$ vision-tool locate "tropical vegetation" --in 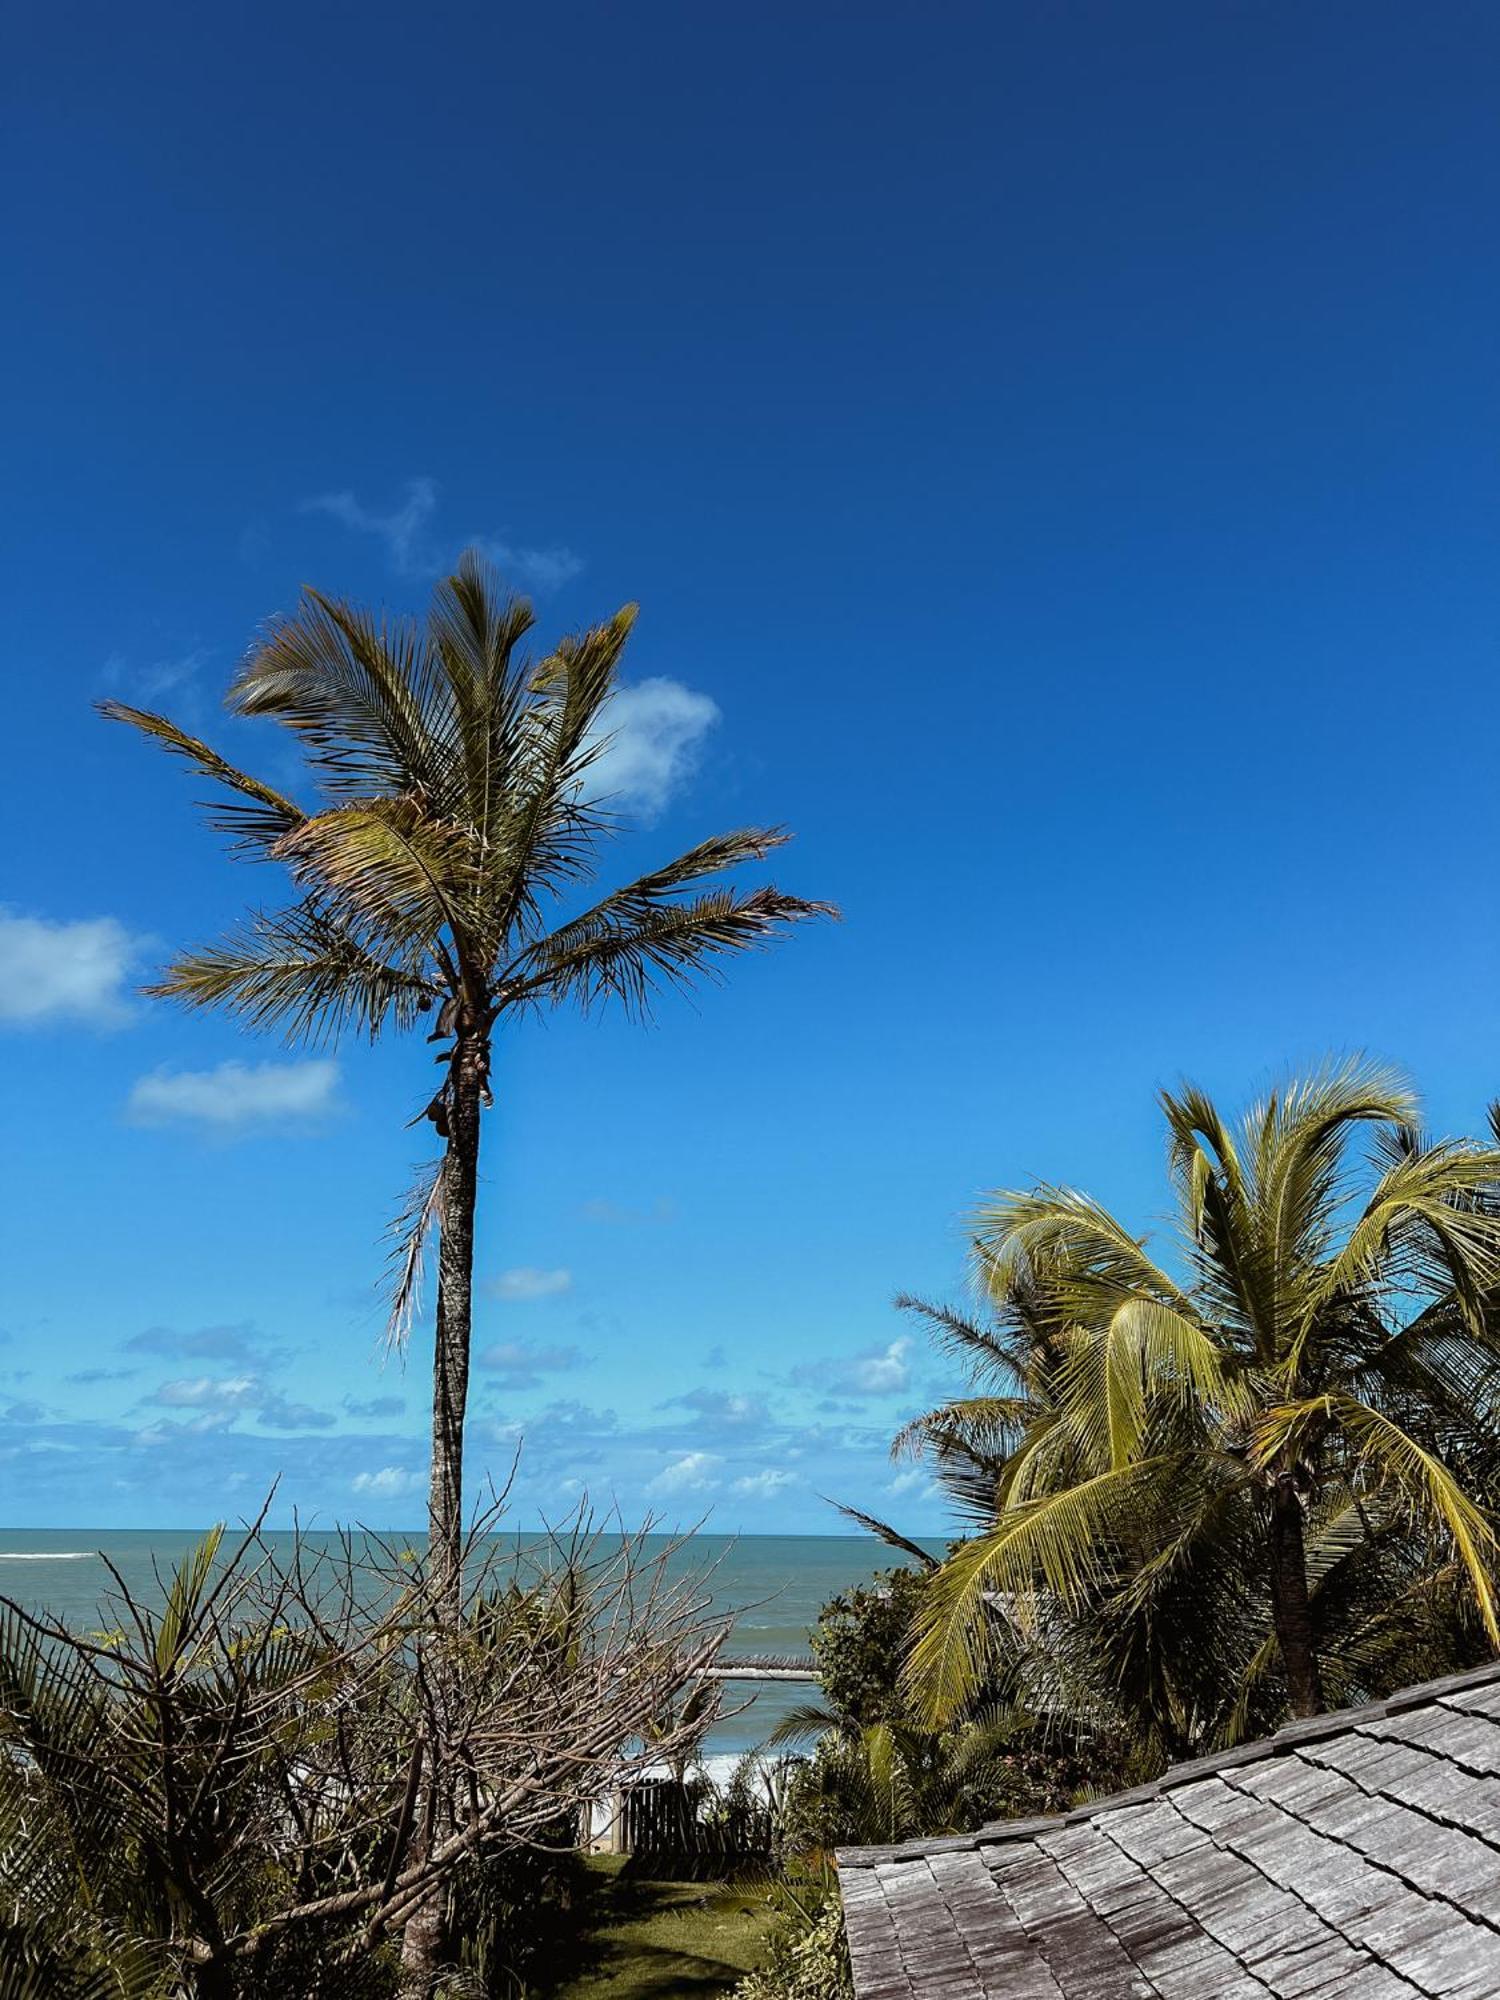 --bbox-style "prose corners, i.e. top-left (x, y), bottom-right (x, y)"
top-left (0, 1504), bottom-right (721, 1998)
top-left (763, 1566), bottom-right (1099, 1858)
top-left (735, 1060), bottom-right (1500, 2000)
top-left (888, 1062), bottom-right (1500, 1765)
top-left (730, 1903), bottom-right (850, 2000)
top-left (50, 576), bottom-right (1500, 1999)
